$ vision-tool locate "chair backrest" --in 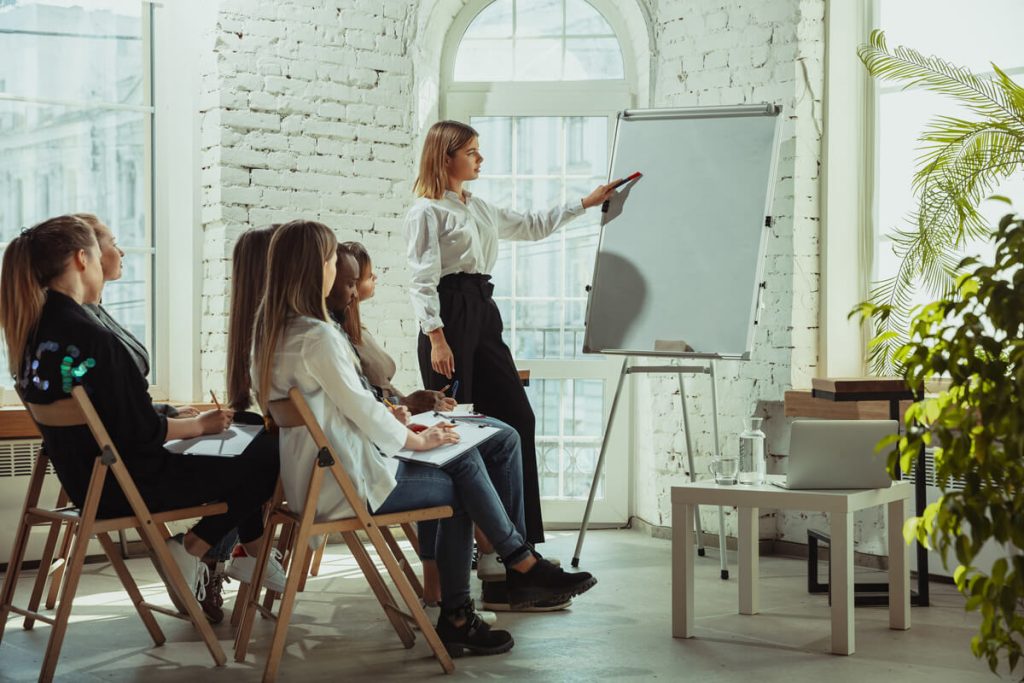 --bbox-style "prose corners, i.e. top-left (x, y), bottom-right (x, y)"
top-left (268, 387), bottom-right (375, 525)
top-left (24, 396), bottom-right (86, 428)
